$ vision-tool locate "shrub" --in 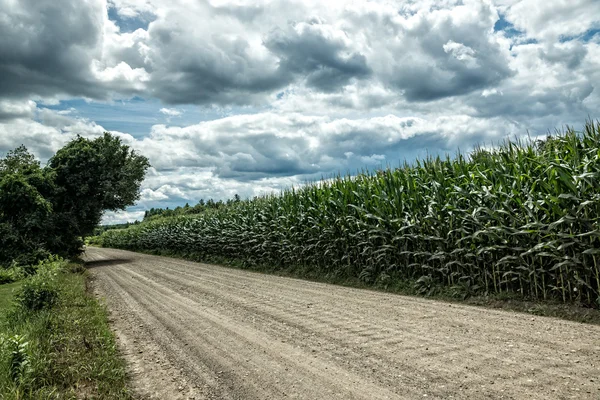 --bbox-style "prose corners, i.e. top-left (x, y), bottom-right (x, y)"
top-left (0, 270), bottom-right (16, 285)
top-left (14, 275), bottom-right (59, 311)
top-left (85, 236), bottom-right (103, 247)
top-left (13, 256), bottom-right (65, 311)
top-left (13, 249), bottom-right (52, 275)
top-left (0, 266), bottom-right (24, 285)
